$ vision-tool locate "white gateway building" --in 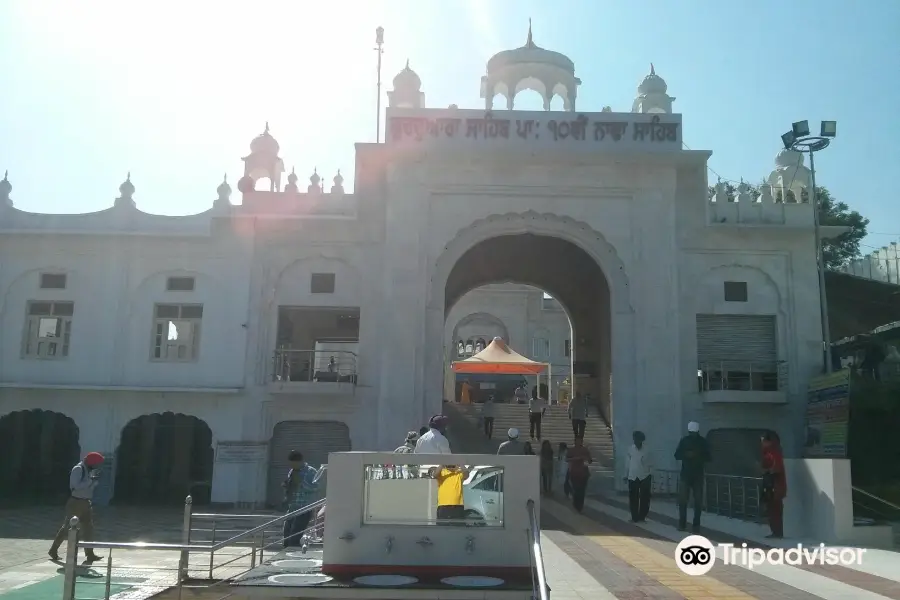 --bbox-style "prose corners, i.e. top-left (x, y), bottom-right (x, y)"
top-left (0, 29), bottom-right (834, 507)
